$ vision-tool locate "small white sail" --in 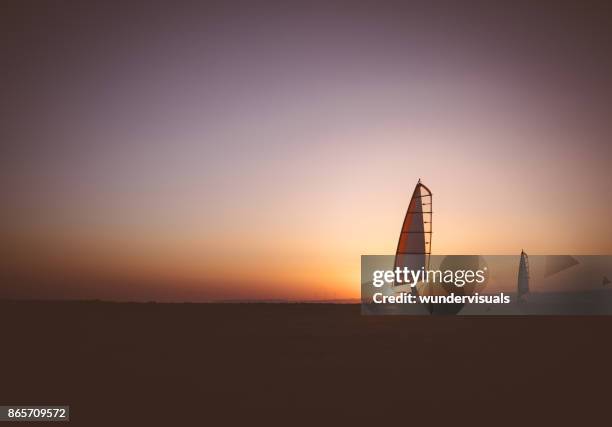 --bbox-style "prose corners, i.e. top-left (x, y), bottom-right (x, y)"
top-left (518, 250), bottom-right (530, 299)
